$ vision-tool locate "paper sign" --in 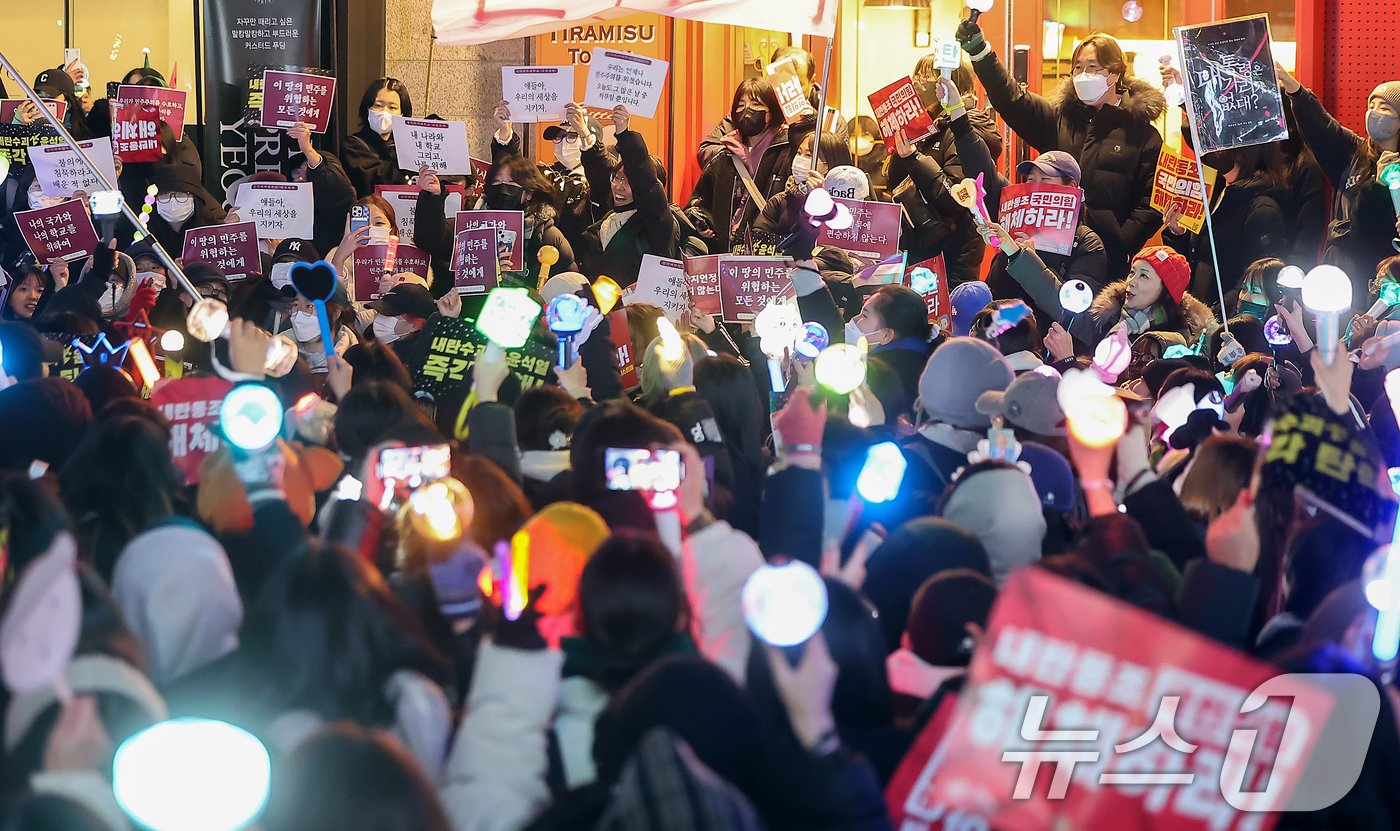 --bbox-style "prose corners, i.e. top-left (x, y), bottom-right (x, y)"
top-left (629, 255), bottom-right (688, 321)
top-left (234, 181), bottom-right (314, 241)
top-left (409, 314), bottom-right (554, 400)
top-left (608, 311), bottom-right (637, 389)
top-left (0, 123), bottom-right (64, 169)
top-left (260, 69), bottom-right (337, 133)
top-left (1151, 147), bottom-right (1218, 234)
top-left (817, 198), bottom-right (903, 261)
top-left (29, 137), bottom-right (119, 199)
top-left (451, 228), bottom-right (501, 295)
top-left (392, 117), bottom-right (472, 175)
top-left (868, 76), bottom-right (935, 154)
top-left (906, 255), bottom-right (950, 331)
top-left (1177, 15), bottom-right (1289, 153)
top-left (151, 377), bottom-right (236, 484)
top-left (765, 57), bottom-right (811, 124)
top-left (718, 256), bottom-right (795, 322)
top-left (0, 532), bottom-right (81, 696)
top-left (352, 242), bottom-right (432, 302)
top-left (583, 49), bottom-right (669, 119)
top-left (15, 200), bottom-right (100, 263)
top-left (116, 85), bottom-right (187, 141)
top-left (111, 101), bottom-right (163, 163)
top-left (451, 210), bottom-right (524, 272)
top-left (998, 183), bottom-right (1082, 257)
top-left (0, 99), bottom-right (68, 123)
top-left (684, 254), bottom-right (722, 317)
top-left (889, 568), bottom-right (1336, 831)
top-left (502, 66), bottom-right (573, 123)
top-left (182, 221), bottom-right (262, 279)
top-left (375, 184), bottom-right (467, 240)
